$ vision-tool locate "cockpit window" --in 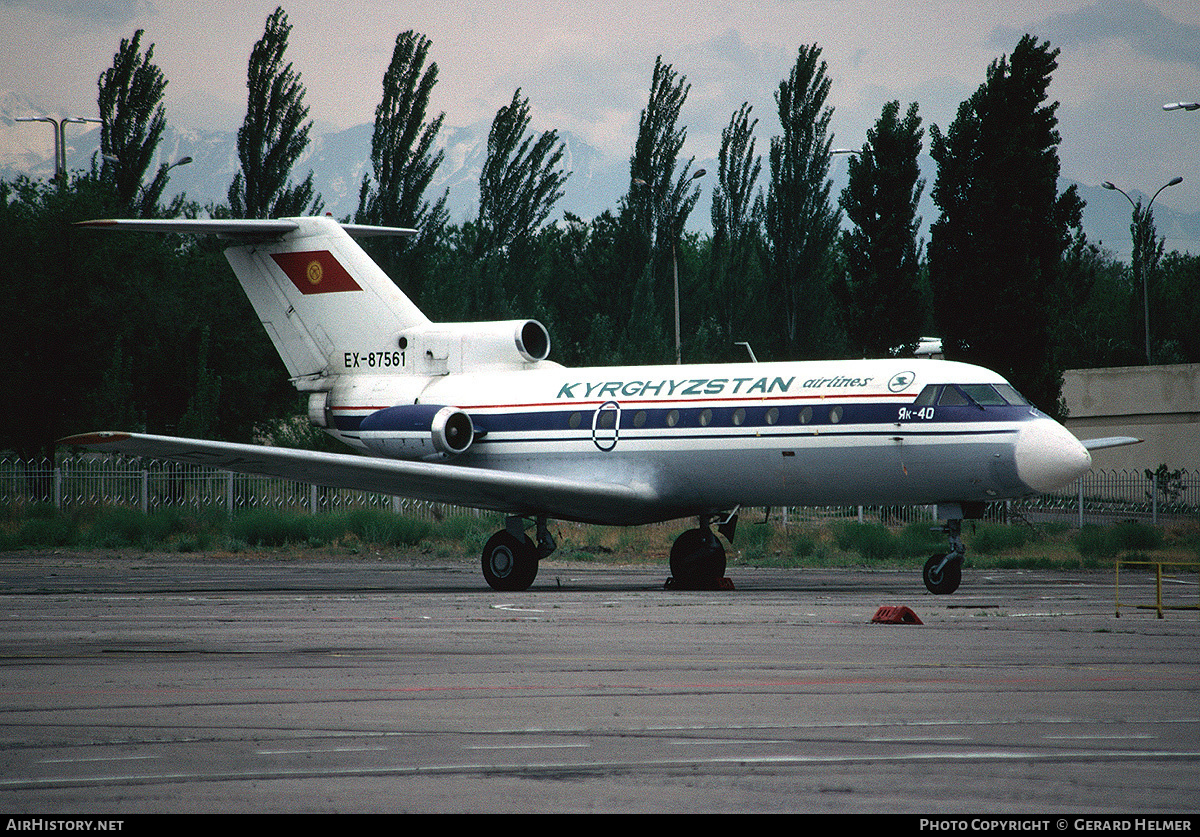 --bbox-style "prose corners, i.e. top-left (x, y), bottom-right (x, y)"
top-left (958, 384), bottom-right (1010, 406)
top-left (994, 384), bottom-right (1030, 406)
top-left (915, 382), bottom-right (1032, 408)
top-left (912, 385), bottom-right (939, 406)
top-left (937, 386), bottom-right (970, 406)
